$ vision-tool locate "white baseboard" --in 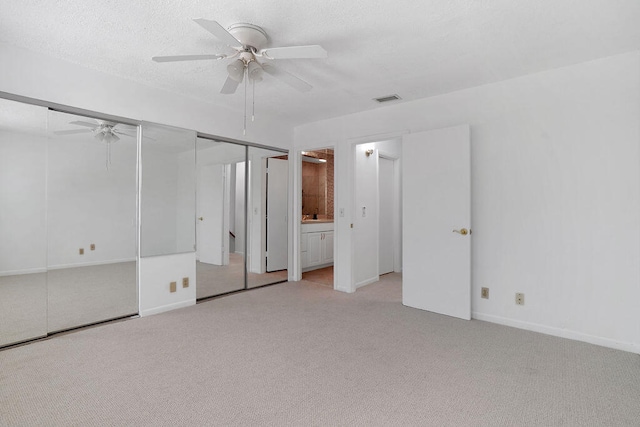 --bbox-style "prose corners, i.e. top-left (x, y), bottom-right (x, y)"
top-left (48, 258), bottom-right (137, 270)
top-left (472, 311), bottom-right (640, 355)
top-left (0, 267), bottom-right (47, 277)
top-left (355, 276), bottom-right (379, 290)
top-left (140, 299), bottom-right (195, 317)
